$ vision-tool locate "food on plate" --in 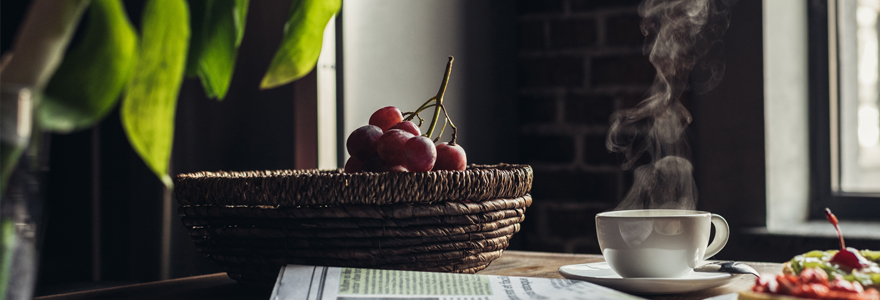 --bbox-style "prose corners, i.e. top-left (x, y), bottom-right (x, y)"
top-left (343, 57), bottom-right (467, 173)
top-left (782, 209), bottom-right (880, 289)
top-left (784, 249), bottom-right (880, 290)
top-left (740, 268), bottom-right (879, 300)
top-left (741, 208), bottom-right (880, 300)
